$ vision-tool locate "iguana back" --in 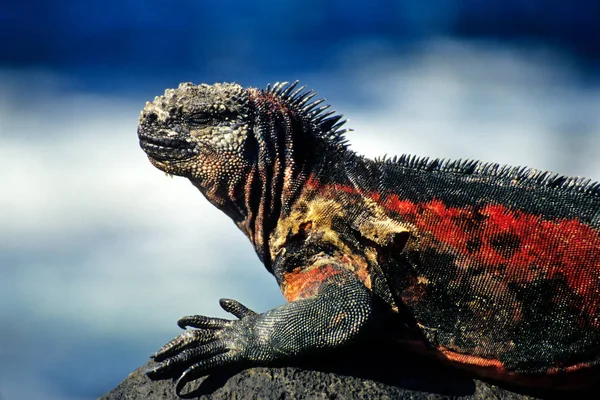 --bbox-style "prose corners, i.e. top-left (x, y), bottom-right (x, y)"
top-left (300, 154), bottom-right (600, 377)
